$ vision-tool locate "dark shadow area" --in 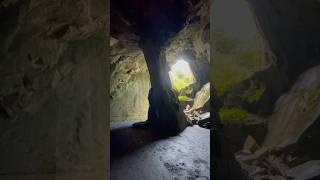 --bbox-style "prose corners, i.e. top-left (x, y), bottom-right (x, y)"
top-left (110, 121), bottom-right (168, 162)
